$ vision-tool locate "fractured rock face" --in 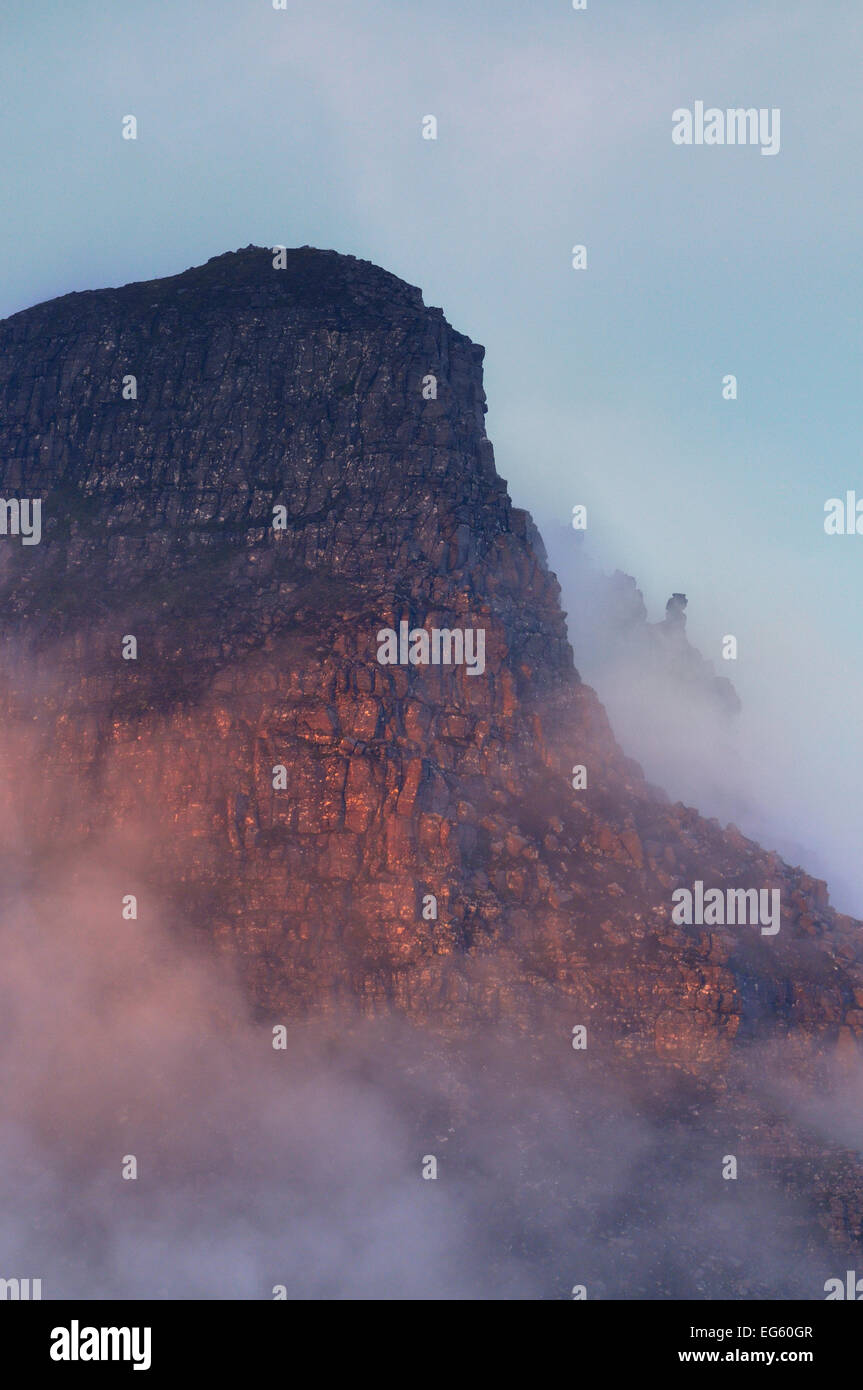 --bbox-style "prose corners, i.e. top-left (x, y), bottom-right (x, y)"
top-left (2, 249), bottom-right (863, 1277)
top-left (0, 245), bottom-right (860, 1050)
